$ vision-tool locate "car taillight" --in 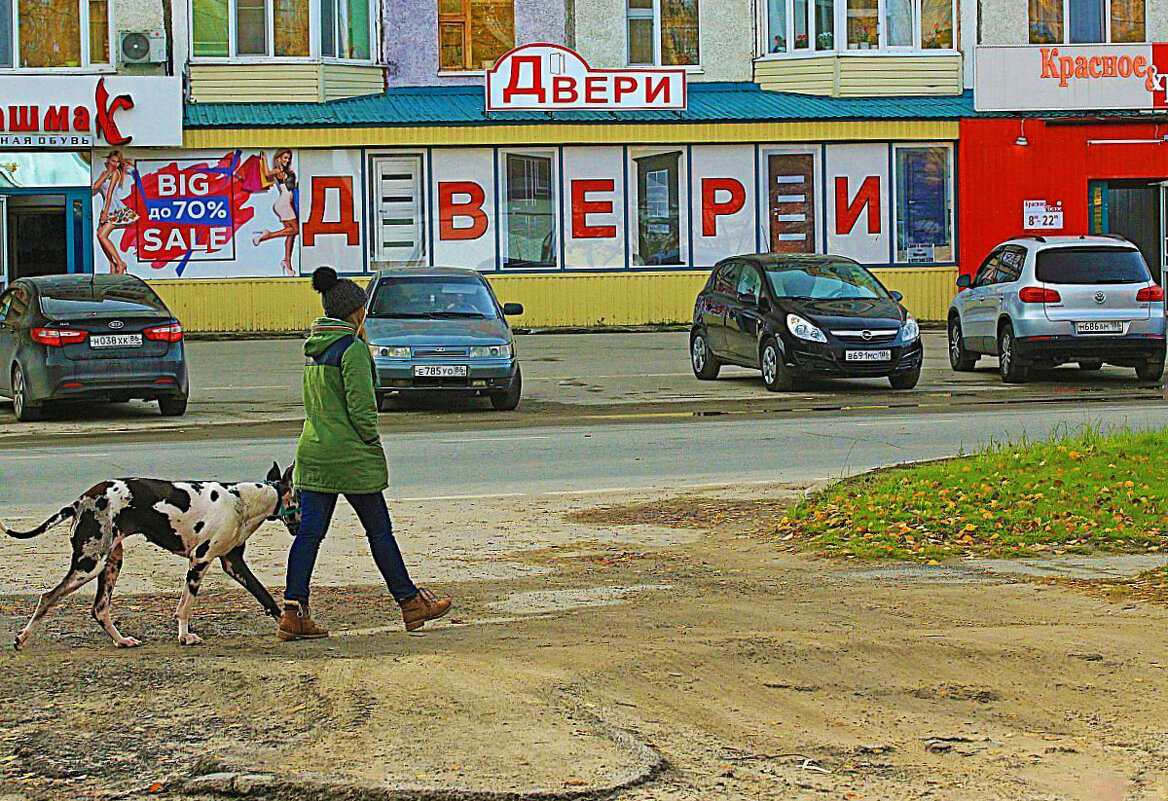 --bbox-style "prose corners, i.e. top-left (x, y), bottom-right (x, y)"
top-left (1137, 285), bottom-right (1165, 303)
top-left (31, 327), bottom-right (88, 346)
top-left (144, 323), bottom-right (184, 343)
top-left (1018, 286), bottom-right (1061, 304)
